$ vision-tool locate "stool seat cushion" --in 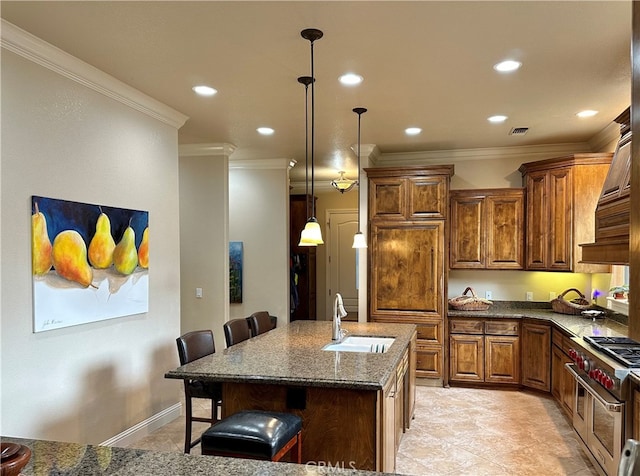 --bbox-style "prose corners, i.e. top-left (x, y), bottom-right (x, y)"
top-left (201, 410), bottom-right (302, 459)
